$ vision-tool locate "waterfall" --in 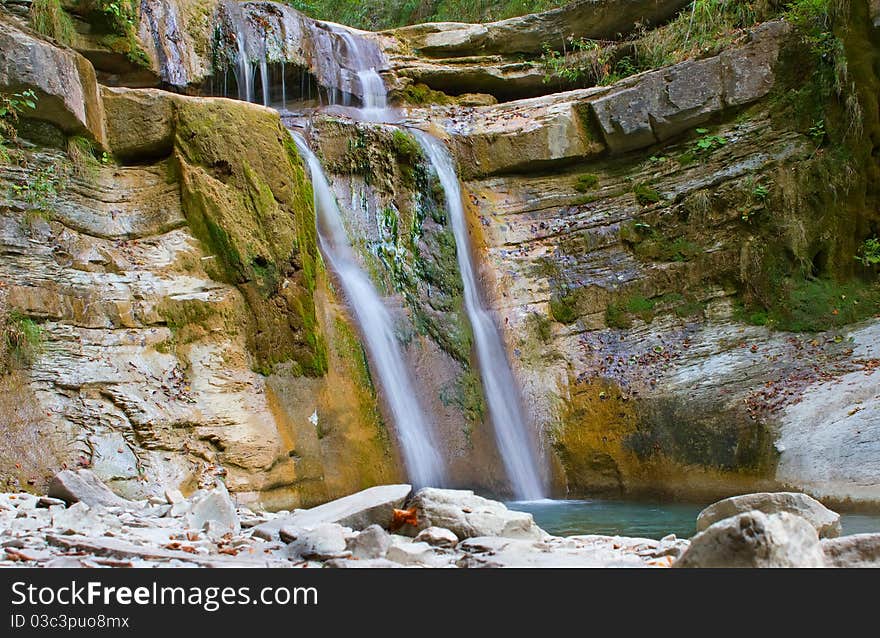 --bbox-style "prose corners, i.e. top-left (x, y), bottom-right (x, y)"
top-left (412, 131), bottom-right (546, 501)
top-left (290, 131), bottom-right (447, 489)
top-left (304, 23), bottom-right (389, 119)
top-left (223, 0), bottom-right (254, 103)
top-left (259, 59), bottom-right (270, 106)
